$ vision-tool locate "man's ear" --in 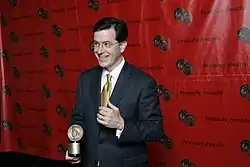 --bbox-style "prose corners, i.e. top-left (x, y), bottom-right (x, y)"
top-left (119, 41), bottom-right (127, 53)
